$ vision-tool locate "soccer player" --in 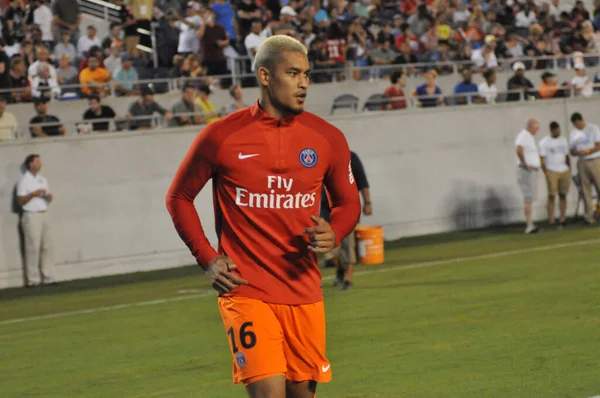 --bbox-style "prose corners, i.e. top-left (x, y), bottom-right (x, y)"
top-left (166, 35), bottom-right (361, 398)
